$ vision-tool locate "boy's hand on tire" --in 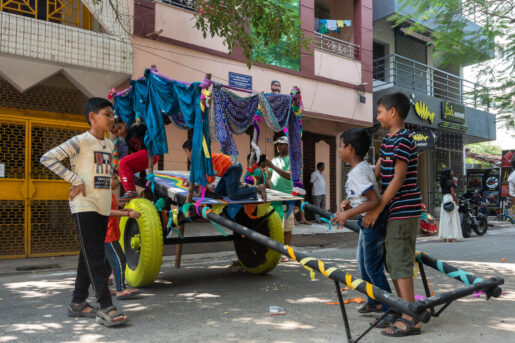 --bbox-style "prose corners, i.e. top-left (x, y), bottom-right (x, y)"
top-left (69, 184), bottom-right (86, 200)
